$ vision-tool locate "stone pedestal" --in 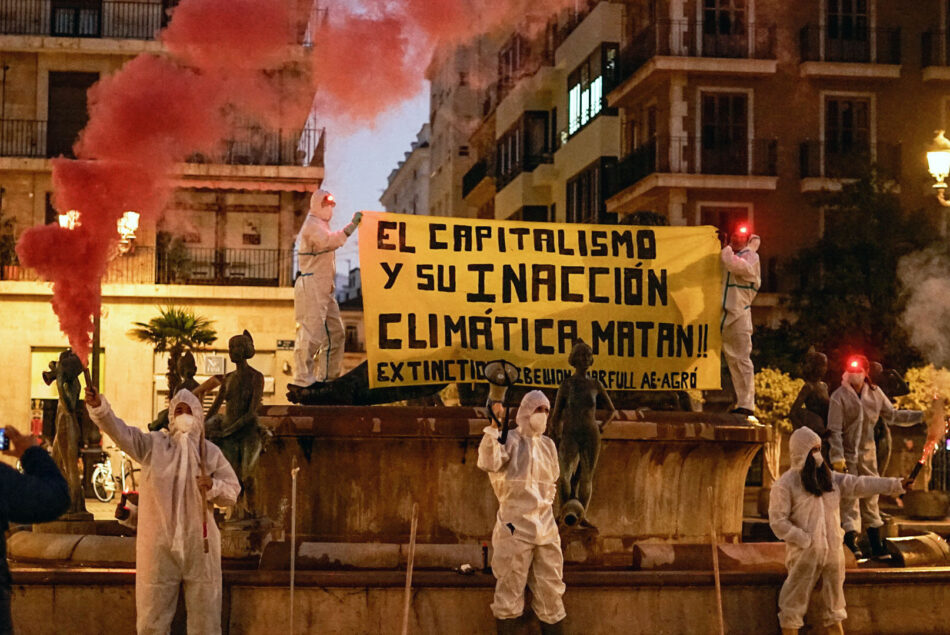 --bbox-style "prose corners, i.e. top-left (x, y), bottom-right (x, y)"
top-left (32, 512), bottom-right (95, 536)
top-left (220, 517), bottom-right (280, 561)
